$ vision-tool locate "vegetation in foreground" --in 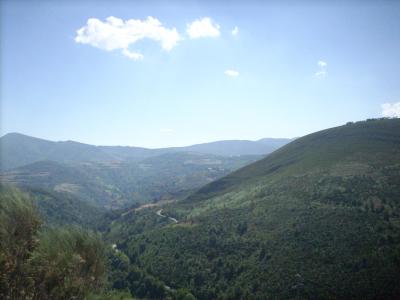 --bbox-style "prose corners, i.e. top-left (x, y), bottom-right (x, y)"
top-left (0, 186), bottom-right (196, 299)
